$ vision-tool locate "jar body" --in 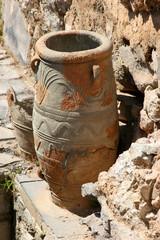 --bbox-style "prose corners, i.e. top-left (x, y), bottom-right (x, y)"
top-left (32, 30), bottom-right (119, 212)
top-left (7, 88), bottom-right (36, 159)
